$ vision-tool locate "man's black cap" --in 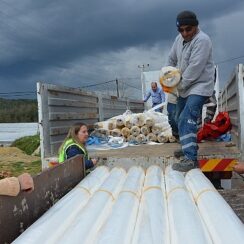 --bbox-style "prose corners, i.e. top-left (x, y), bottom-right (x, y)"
top-left (176, 10), bottom-right (199, 27)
